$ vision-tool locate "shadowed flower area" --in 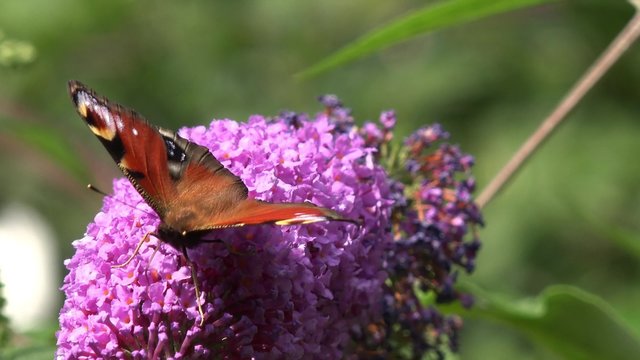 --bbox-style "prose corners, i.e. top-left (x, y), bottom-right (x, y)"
top-left (57, 98), bottom-right (481, 359)
top-left (57, 112), bottom-right (394, 358)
